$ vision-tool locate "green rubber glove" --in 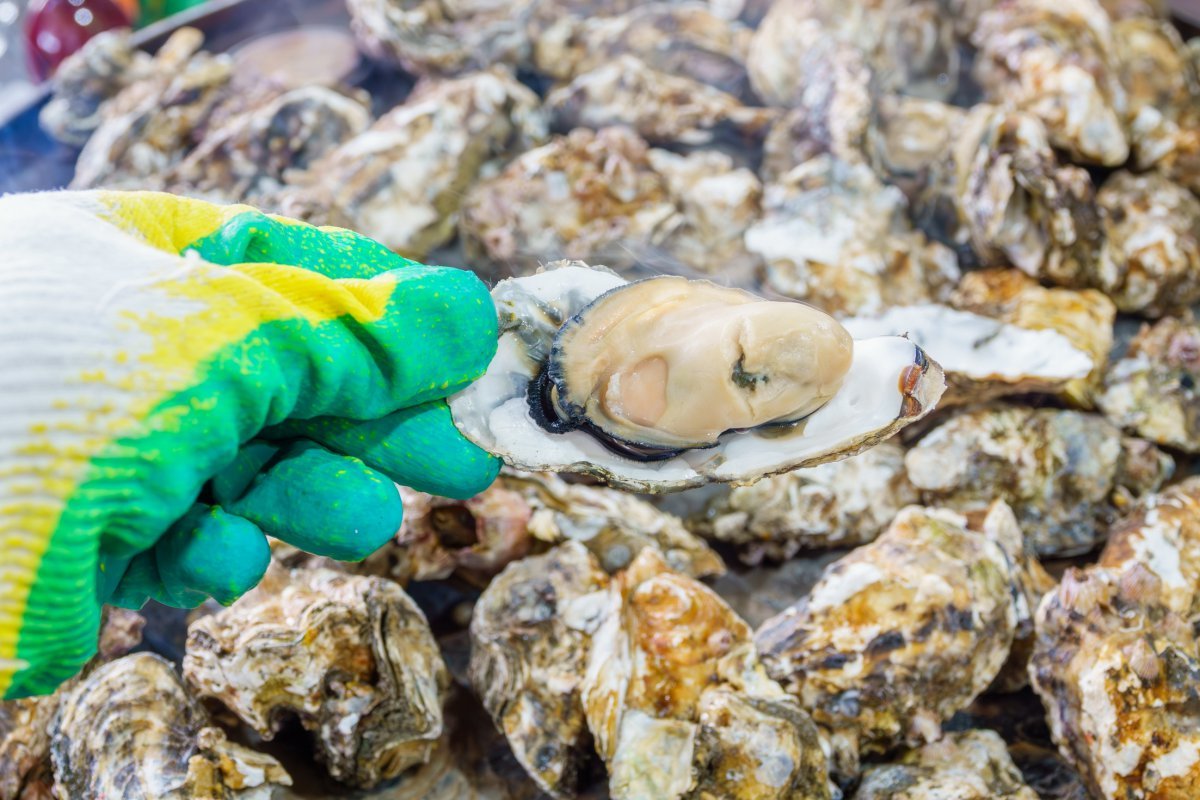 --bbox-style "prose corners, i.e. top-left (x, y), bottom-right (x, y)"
top-left (0, 190), bottom-right (500, 698)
